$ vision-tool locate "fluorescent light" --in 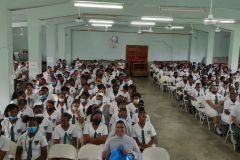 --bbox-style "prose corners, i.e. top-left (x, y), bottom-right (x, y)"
top-left (74, 1), bottom-right (123, 9)
top-left (218, 19), bottom-right (235, 24)
top-left (141, 16), bottom-right (173, 22)
top-left (131, 21), bottom-right (155, 26)
top-left (204, 18), bottom-right (235, 24)
top-left (91, 23), bottom-right (112, 27)
top-left (171, 26), bottom-right (184, 29)
top-left (89, 19), bottom-right (114, 24)
top-left (159, 6), bottom-right (207, 13)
